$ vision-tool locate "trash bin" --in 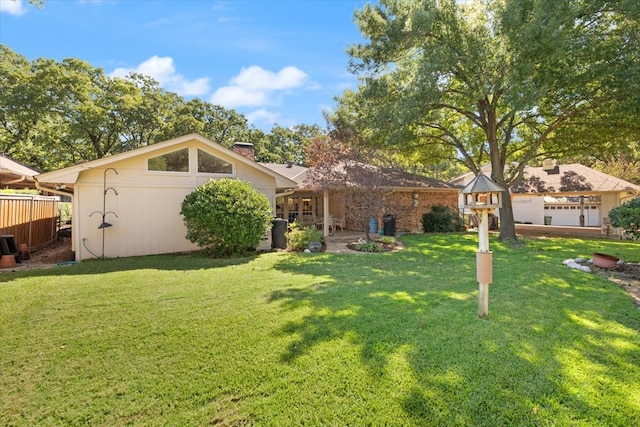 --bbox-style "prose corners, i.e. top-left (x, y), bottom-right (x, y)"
top-left (544, 216), bottom-right (552, 225)
top-left (369, 218), bottom-right (378, 234)
top-left (383, 214), bottom-right (396, 236)
top-left (272, 219), bottom-right (288, 249)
